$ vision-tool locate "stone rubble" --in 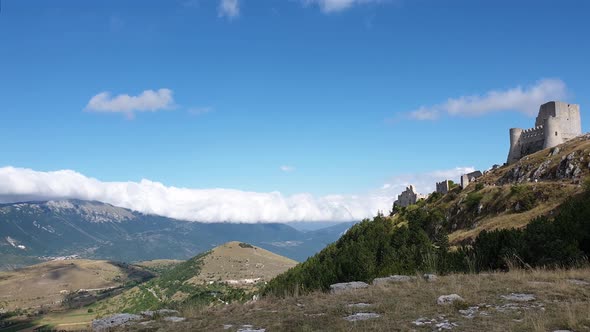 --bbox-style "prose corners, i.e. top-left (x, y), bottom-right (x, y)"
top-left (412, 316), bottom-right (458, 331)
